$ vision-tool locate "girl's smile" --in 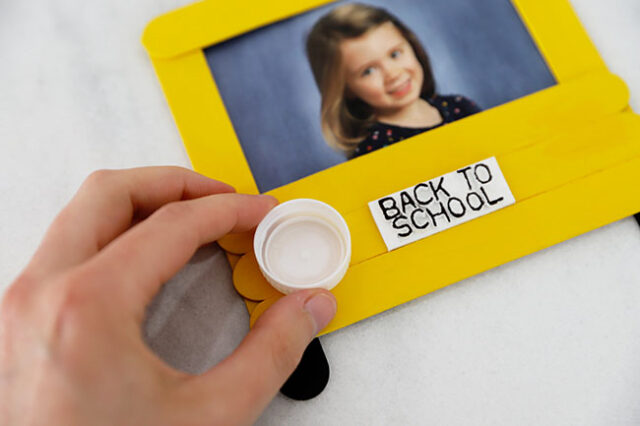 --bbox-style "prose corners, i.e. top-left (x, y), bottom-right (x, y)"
top-left (389, 78), bottom-right (412, 98)
top-left (340, 22), bottom-right (424, 117)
